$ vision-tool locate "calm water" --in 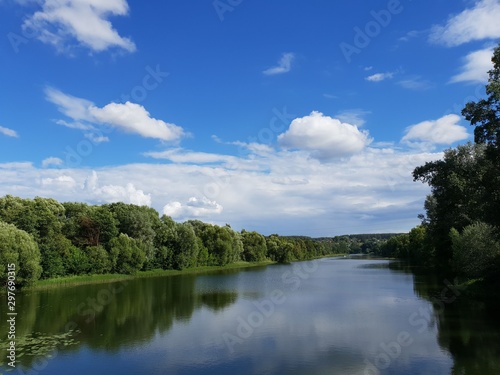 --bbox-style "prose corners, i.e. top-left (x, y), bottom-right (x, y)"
top-left (1, 258), bottom-right (500, 375)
